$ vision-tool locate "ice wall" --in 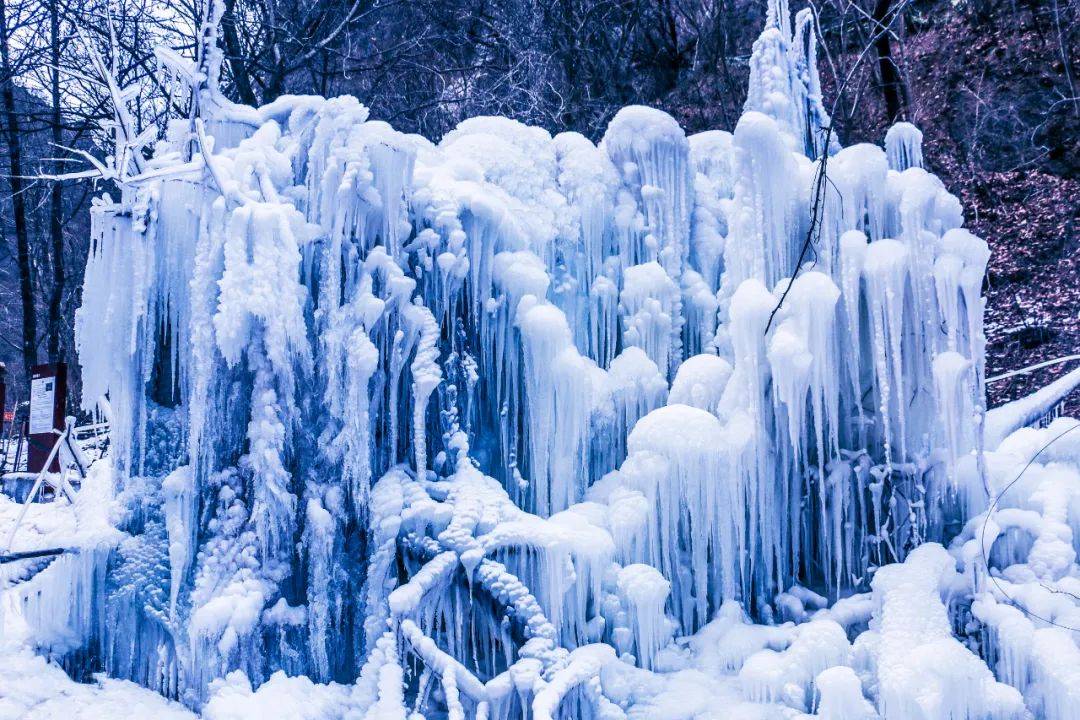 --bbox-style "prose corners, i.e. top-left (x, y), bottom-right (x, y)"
top-left (59, 0), bottom-right (1016, 716)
